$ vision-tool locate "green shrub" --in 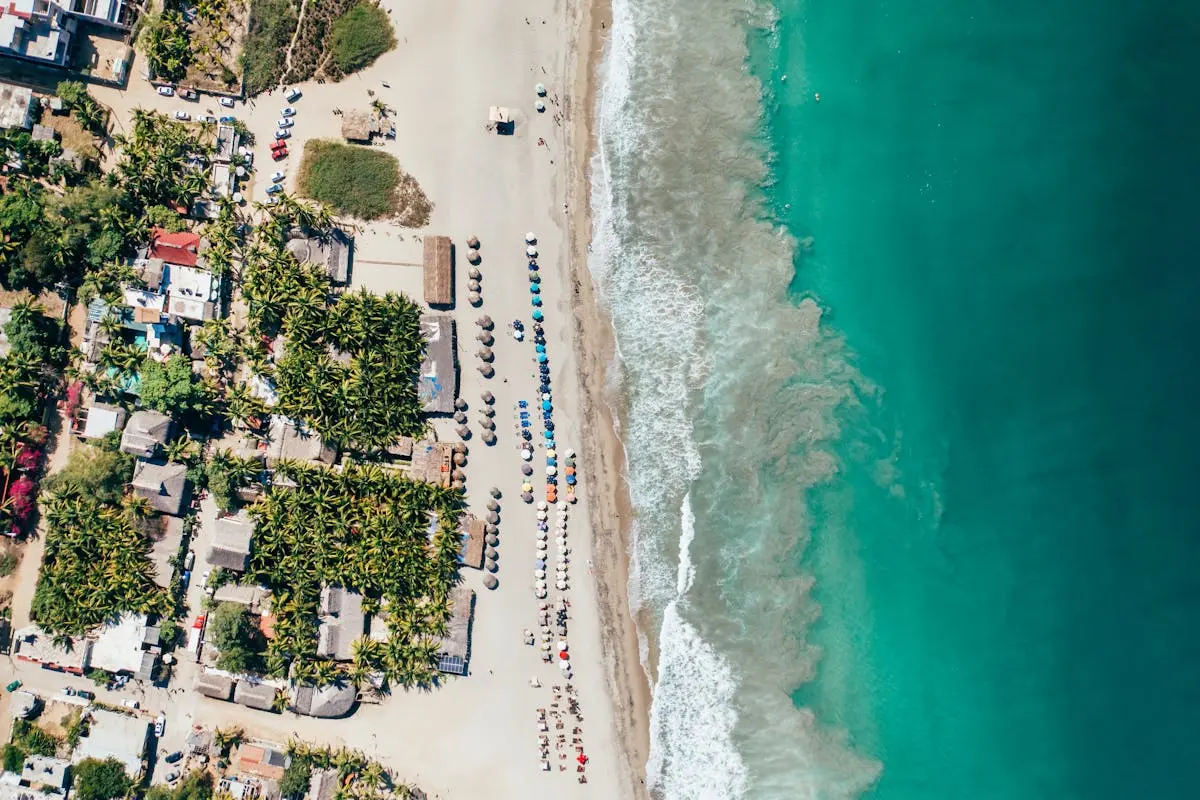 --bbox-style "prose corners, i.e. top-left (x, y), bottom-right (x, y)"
top-left (329, 2), bottom-right (394, 74)
top-left (72, 757), bottom-right (131, 800)
top-left (242, 0), bottom-right (298, 95)
top-left (0, 552), bottom-right (18, 577)
top-left (2, 744), bottom-right (26, 772)
top-left (296, 140), bottom-right (400, 220)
